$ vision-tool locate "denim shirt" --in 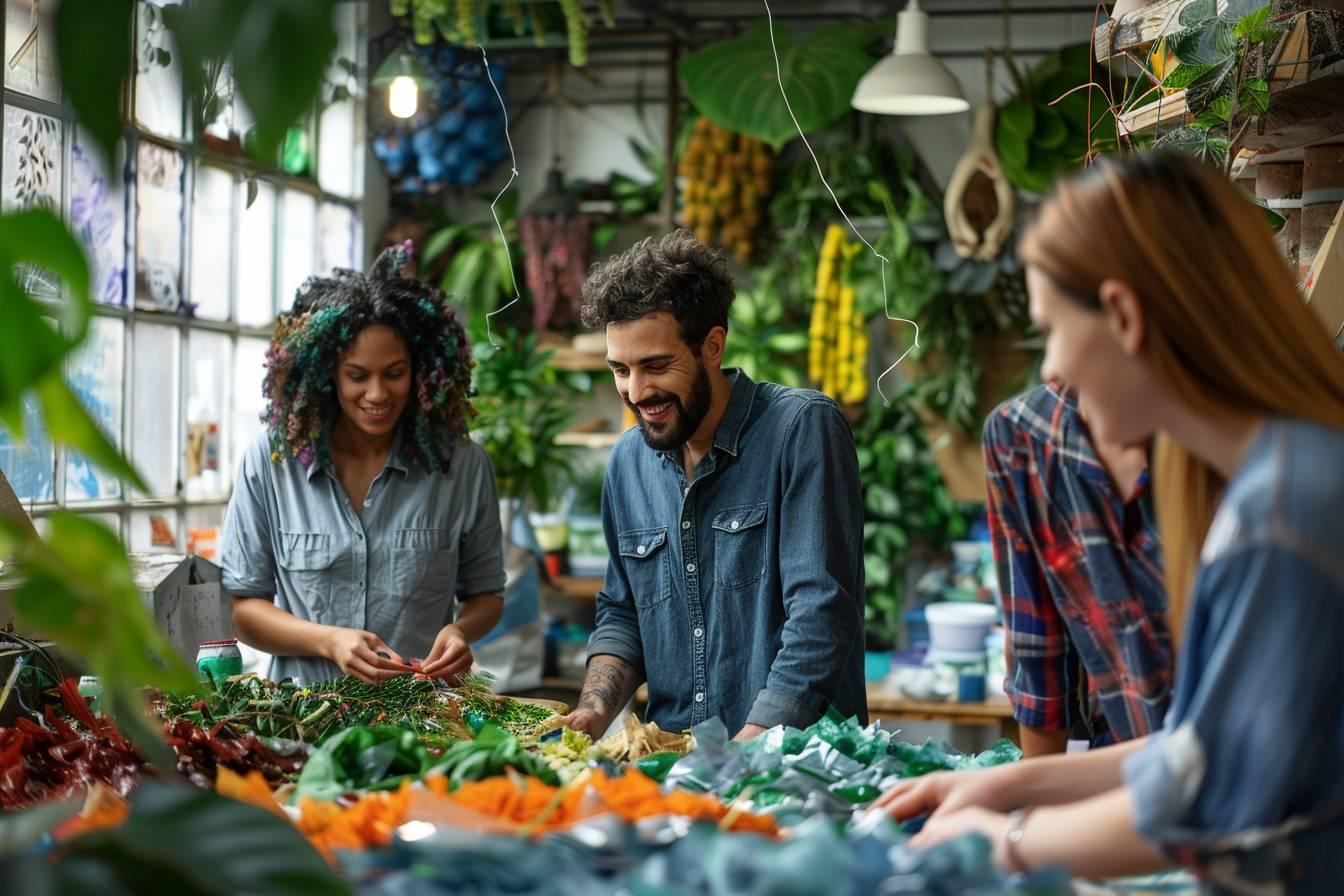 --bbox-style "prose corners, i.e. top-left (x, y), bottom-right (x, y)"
top-left (587, 370), bottom-right (867, 734)
top-left (220, 430), bottom-right (507, 684)
top-left (1124, 418), bottom-right (1344, 893)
